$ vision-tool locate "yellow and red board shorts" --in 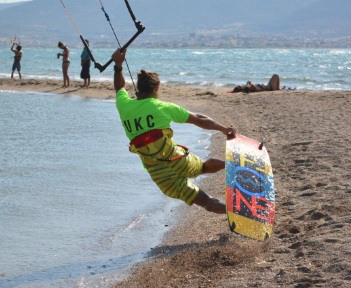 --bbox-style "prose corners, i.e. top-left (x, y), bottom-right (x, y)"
top-left (146, 145), bottom-right (203, 205)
